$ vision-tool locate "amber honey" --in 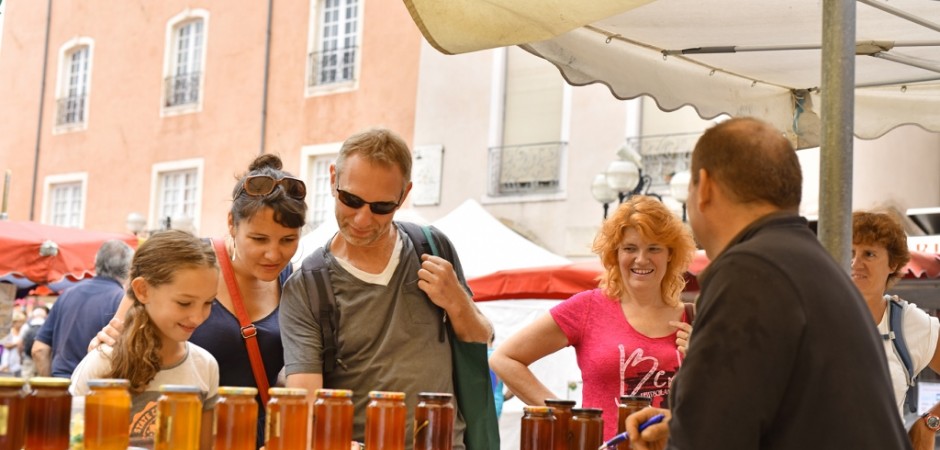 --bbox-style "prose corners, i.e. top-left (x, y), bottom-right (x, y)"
top-left (570, 408), bottom-right (603, 450)
top-left (214, 386), bottom-right (259, 450)
top-left (313, 388), bottom-right (353, 450)
top-left (0, 377), bottom-right (26, 450)
top-left (365, 391), bottom-right (406, 450)
top-left (544, 399), bottom-right (574, 450)
top-left (413, 392), bottom-right (454, 450)
top-left (24, 377), bottom-right (72, 450)
top-left (265, 387), bottom-right (308, 450)
top-left (84, 378), bottom-right (132, 450)
top-left (154, 384), bottom-right (203, 450)
top-left (521, 406), bottom-right (555, 450)
top-left (616, 396), bottom-right (650, 450)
